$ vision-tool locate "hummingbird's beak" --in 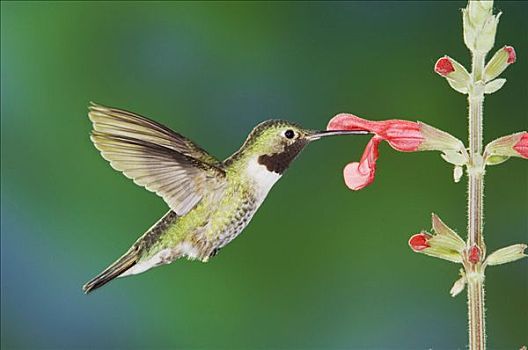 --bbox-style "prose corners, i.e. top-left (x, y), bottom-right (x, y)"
top-left (306, 129), bottom-right (370, 141)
